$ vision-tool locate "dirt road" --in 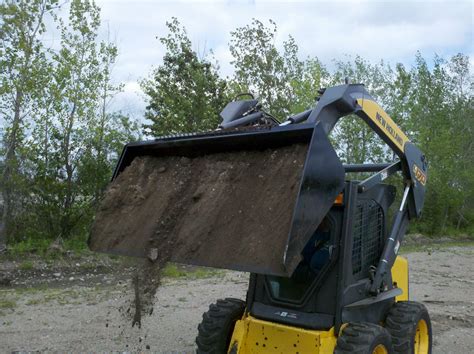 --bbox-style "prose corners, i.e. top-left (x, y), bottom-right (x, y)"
top-left (1, 245), bottom-right (473, 353)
